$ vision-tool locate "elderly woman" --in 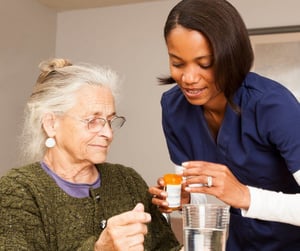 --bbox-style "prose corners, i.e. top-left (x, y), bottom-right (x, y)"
top-left (0, 58), bottom-right (181, 251)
